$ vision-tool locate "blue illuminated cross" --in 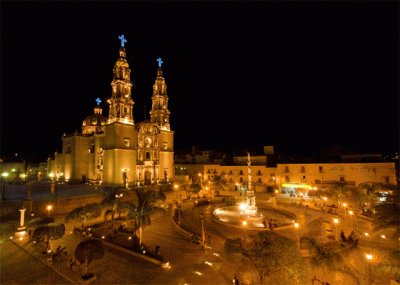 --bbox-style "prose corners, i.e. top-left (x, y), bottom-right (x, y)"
top-left (118, 35), bottom-right (127, 47)
top-left (157, 58), bottom-right (163, 67)
top-left (96, 98), bottom-right (101, 106)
